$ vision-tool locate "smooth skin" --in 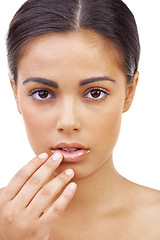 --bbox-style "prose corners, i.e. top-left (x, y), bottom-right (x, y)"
top-left (1, 29), bottom-right (160, 239)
